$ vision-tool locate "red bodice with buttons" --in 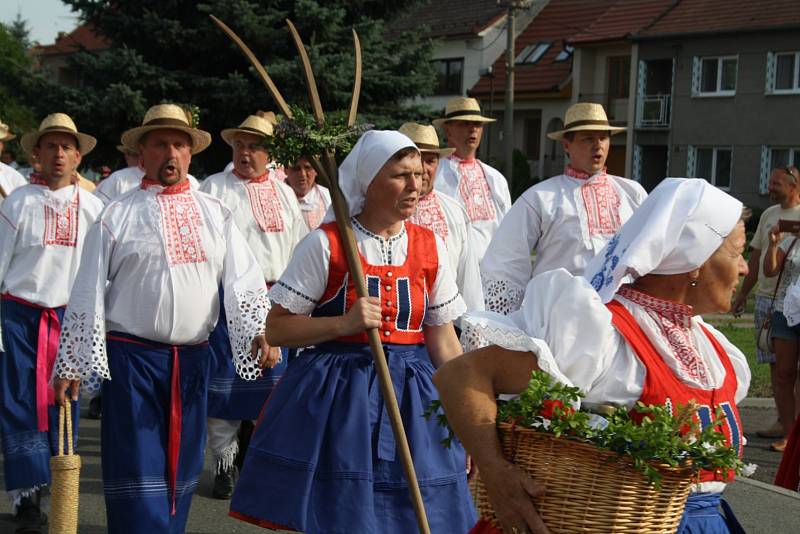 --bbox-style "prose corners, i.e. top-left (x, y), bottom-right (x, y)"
top-left (312, 221), bottom-right (438, 344)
